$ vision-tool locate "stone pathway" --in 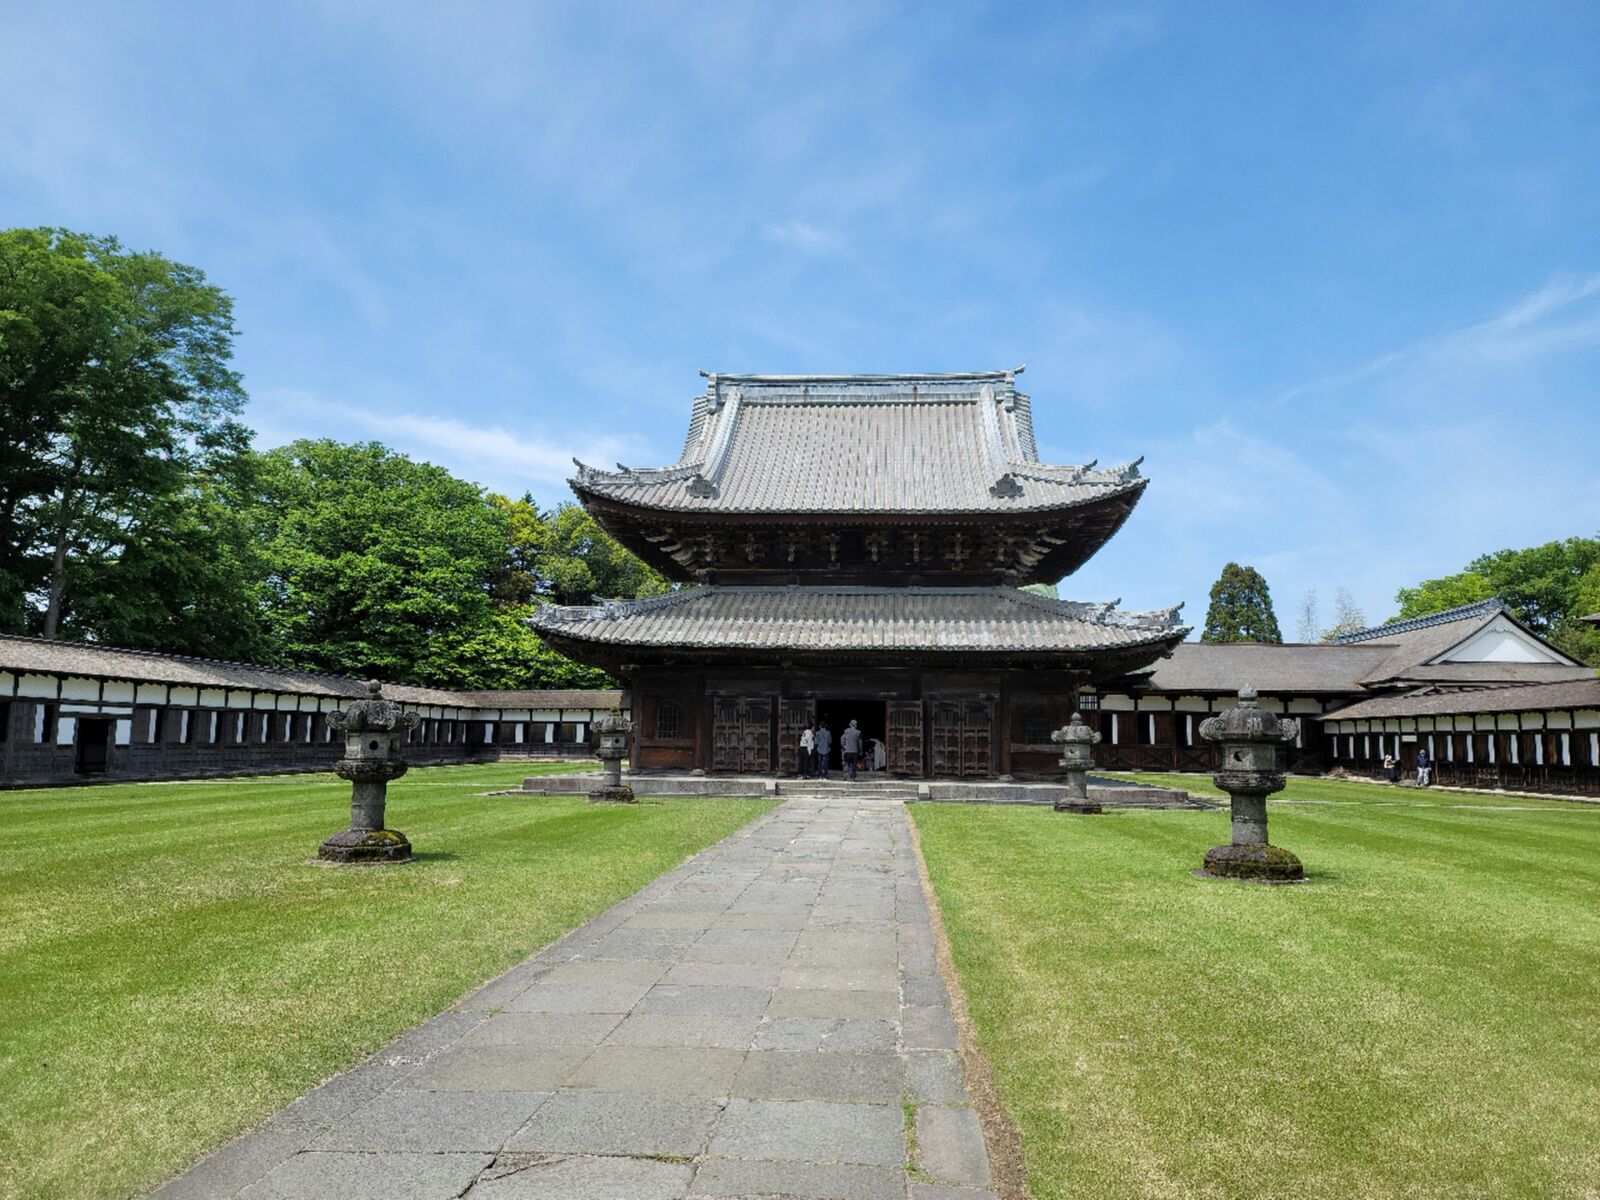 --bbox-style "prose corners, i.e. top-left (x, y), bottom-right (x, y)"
top-left (153, 796), bottom-right (997, 1200)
